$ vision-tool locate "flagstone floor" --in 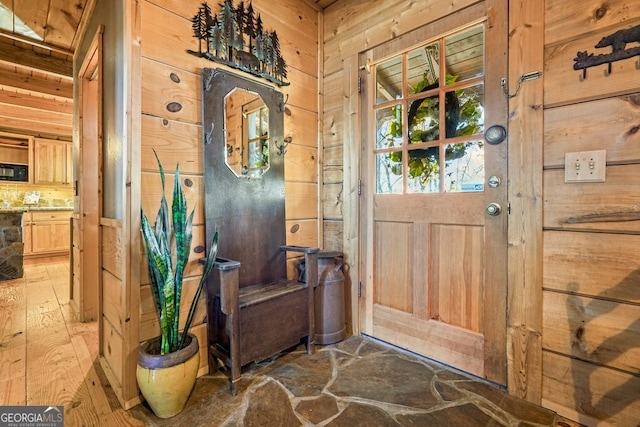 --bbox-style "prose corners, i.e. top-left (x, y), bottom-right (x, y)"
top-left (130, 336), bottom-right (583, 427)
